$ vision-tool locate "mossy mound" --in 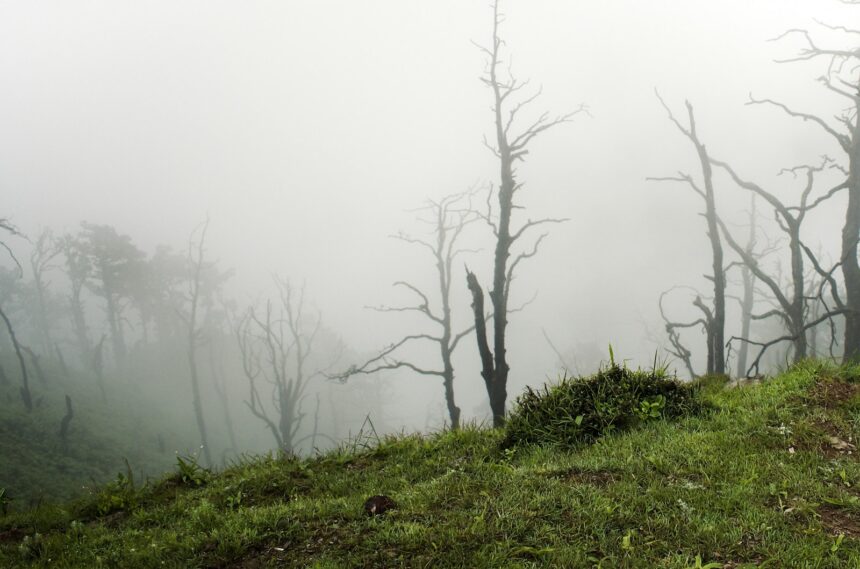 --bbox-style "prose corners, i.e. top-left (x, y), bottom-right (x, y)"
top-left (502, 363), bottom-right (701, 449)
